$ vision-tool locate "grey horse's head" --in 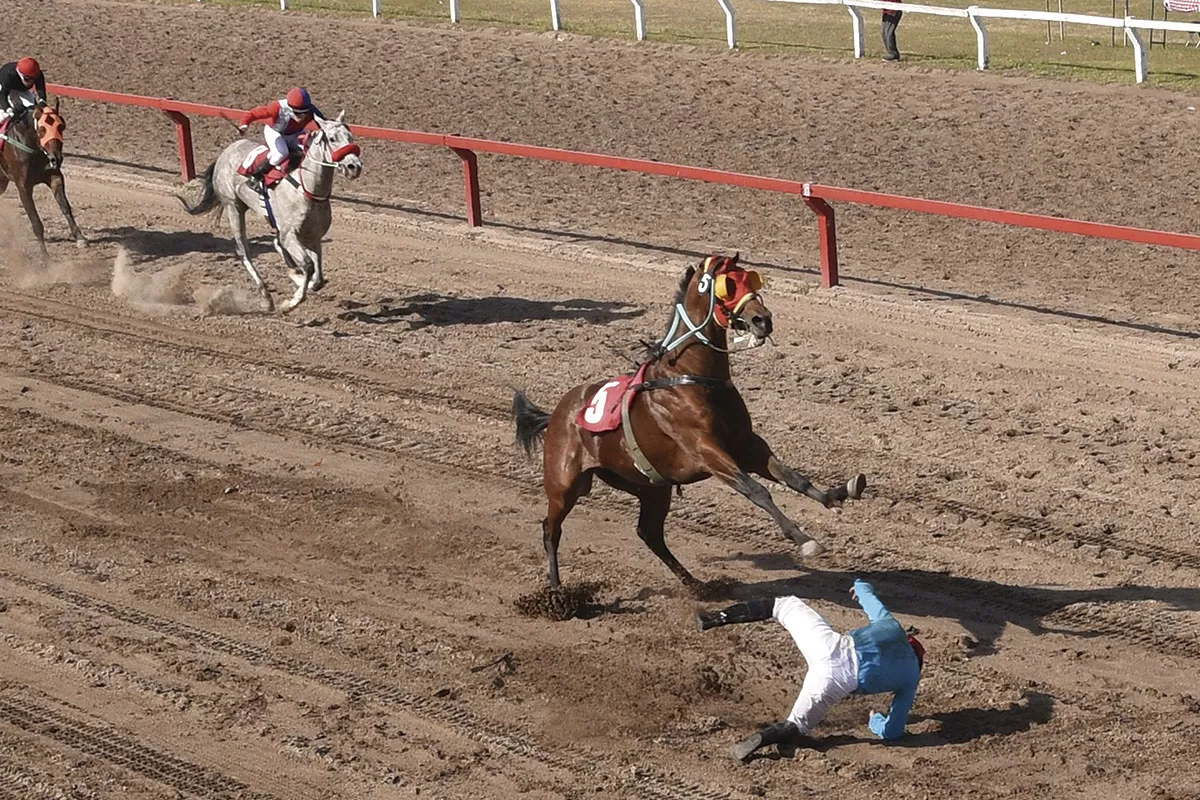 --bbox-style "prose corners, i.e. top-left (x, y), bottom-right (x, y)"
top-left (316, 111), bottom-right (362, 181)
